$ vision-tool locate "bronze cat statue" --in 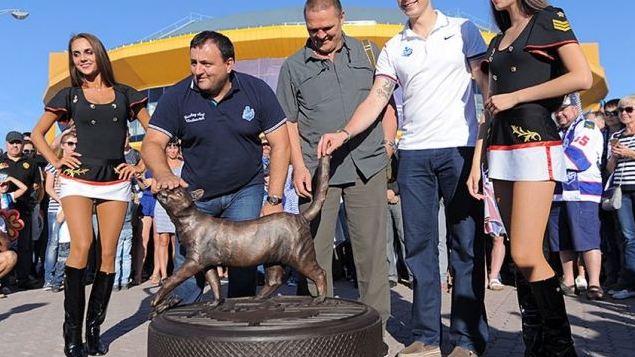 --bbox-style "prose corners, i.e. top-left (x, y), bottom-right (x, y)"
top-left (150, 156), bottom-right (330, 318)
